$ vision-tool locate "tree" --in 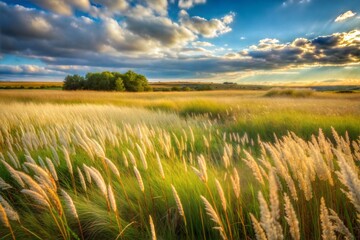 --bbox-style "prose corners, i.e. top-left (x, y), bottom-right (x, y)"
top-left (115, 77), bottom-right (125, 91)
top-left (63, 74), bottom-right (85, 90)
top-left (63, 70), bottom-right (151, 92)
top-left (122, 70), bottom-right (151, 92)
